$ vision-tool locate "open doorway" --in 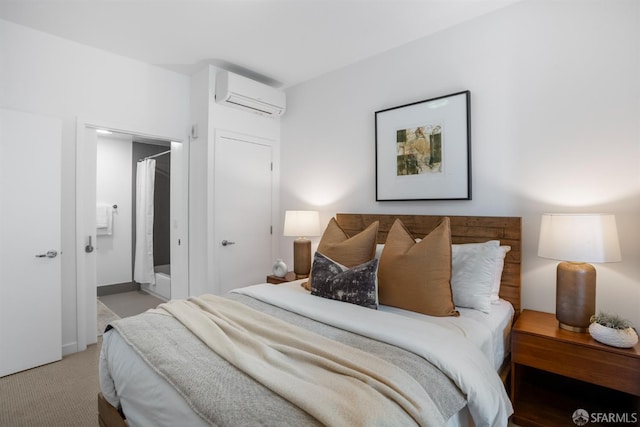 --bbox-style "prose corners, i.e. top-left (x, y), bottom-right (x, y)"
top-left (94, 132), bottom-right (173, 328)
top-left (76, 120), bottom-right (188, 351)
